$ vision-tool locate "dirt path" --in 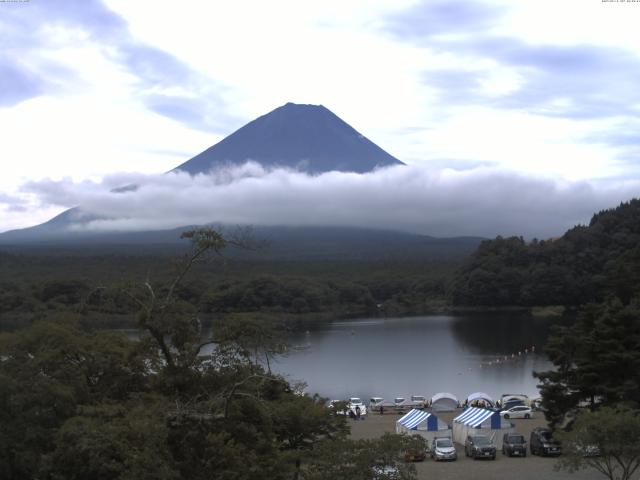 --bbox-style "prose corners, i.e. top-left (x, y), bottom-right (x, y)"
top-left (349, 410), bottom-right (608, 480)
